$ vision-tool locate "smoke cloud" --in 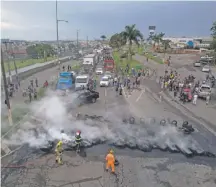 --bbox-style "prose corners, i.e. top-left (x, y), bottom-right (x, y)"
top-left (2, 89), bottom-right (215, 157)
